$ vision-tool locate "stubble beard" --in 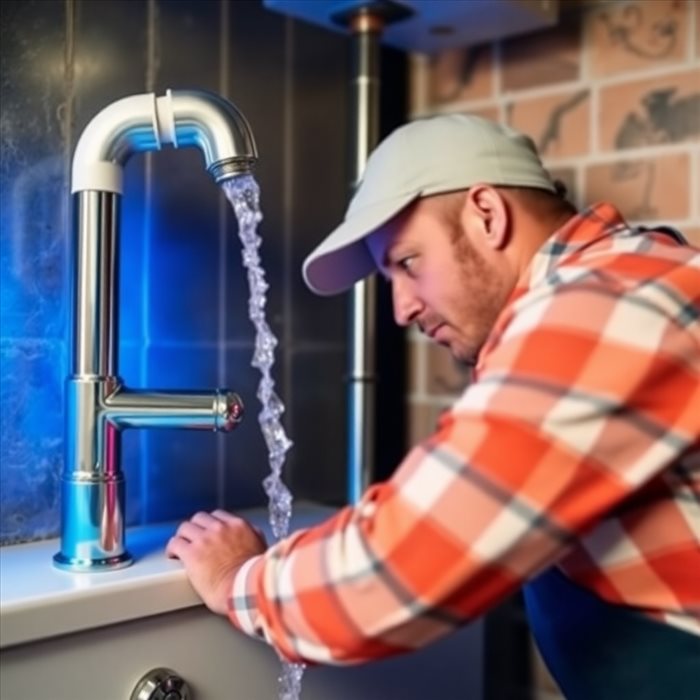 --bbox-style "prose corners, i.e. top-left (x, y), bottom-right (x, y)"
top-left (449, 235), bottom-right (510, 366)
